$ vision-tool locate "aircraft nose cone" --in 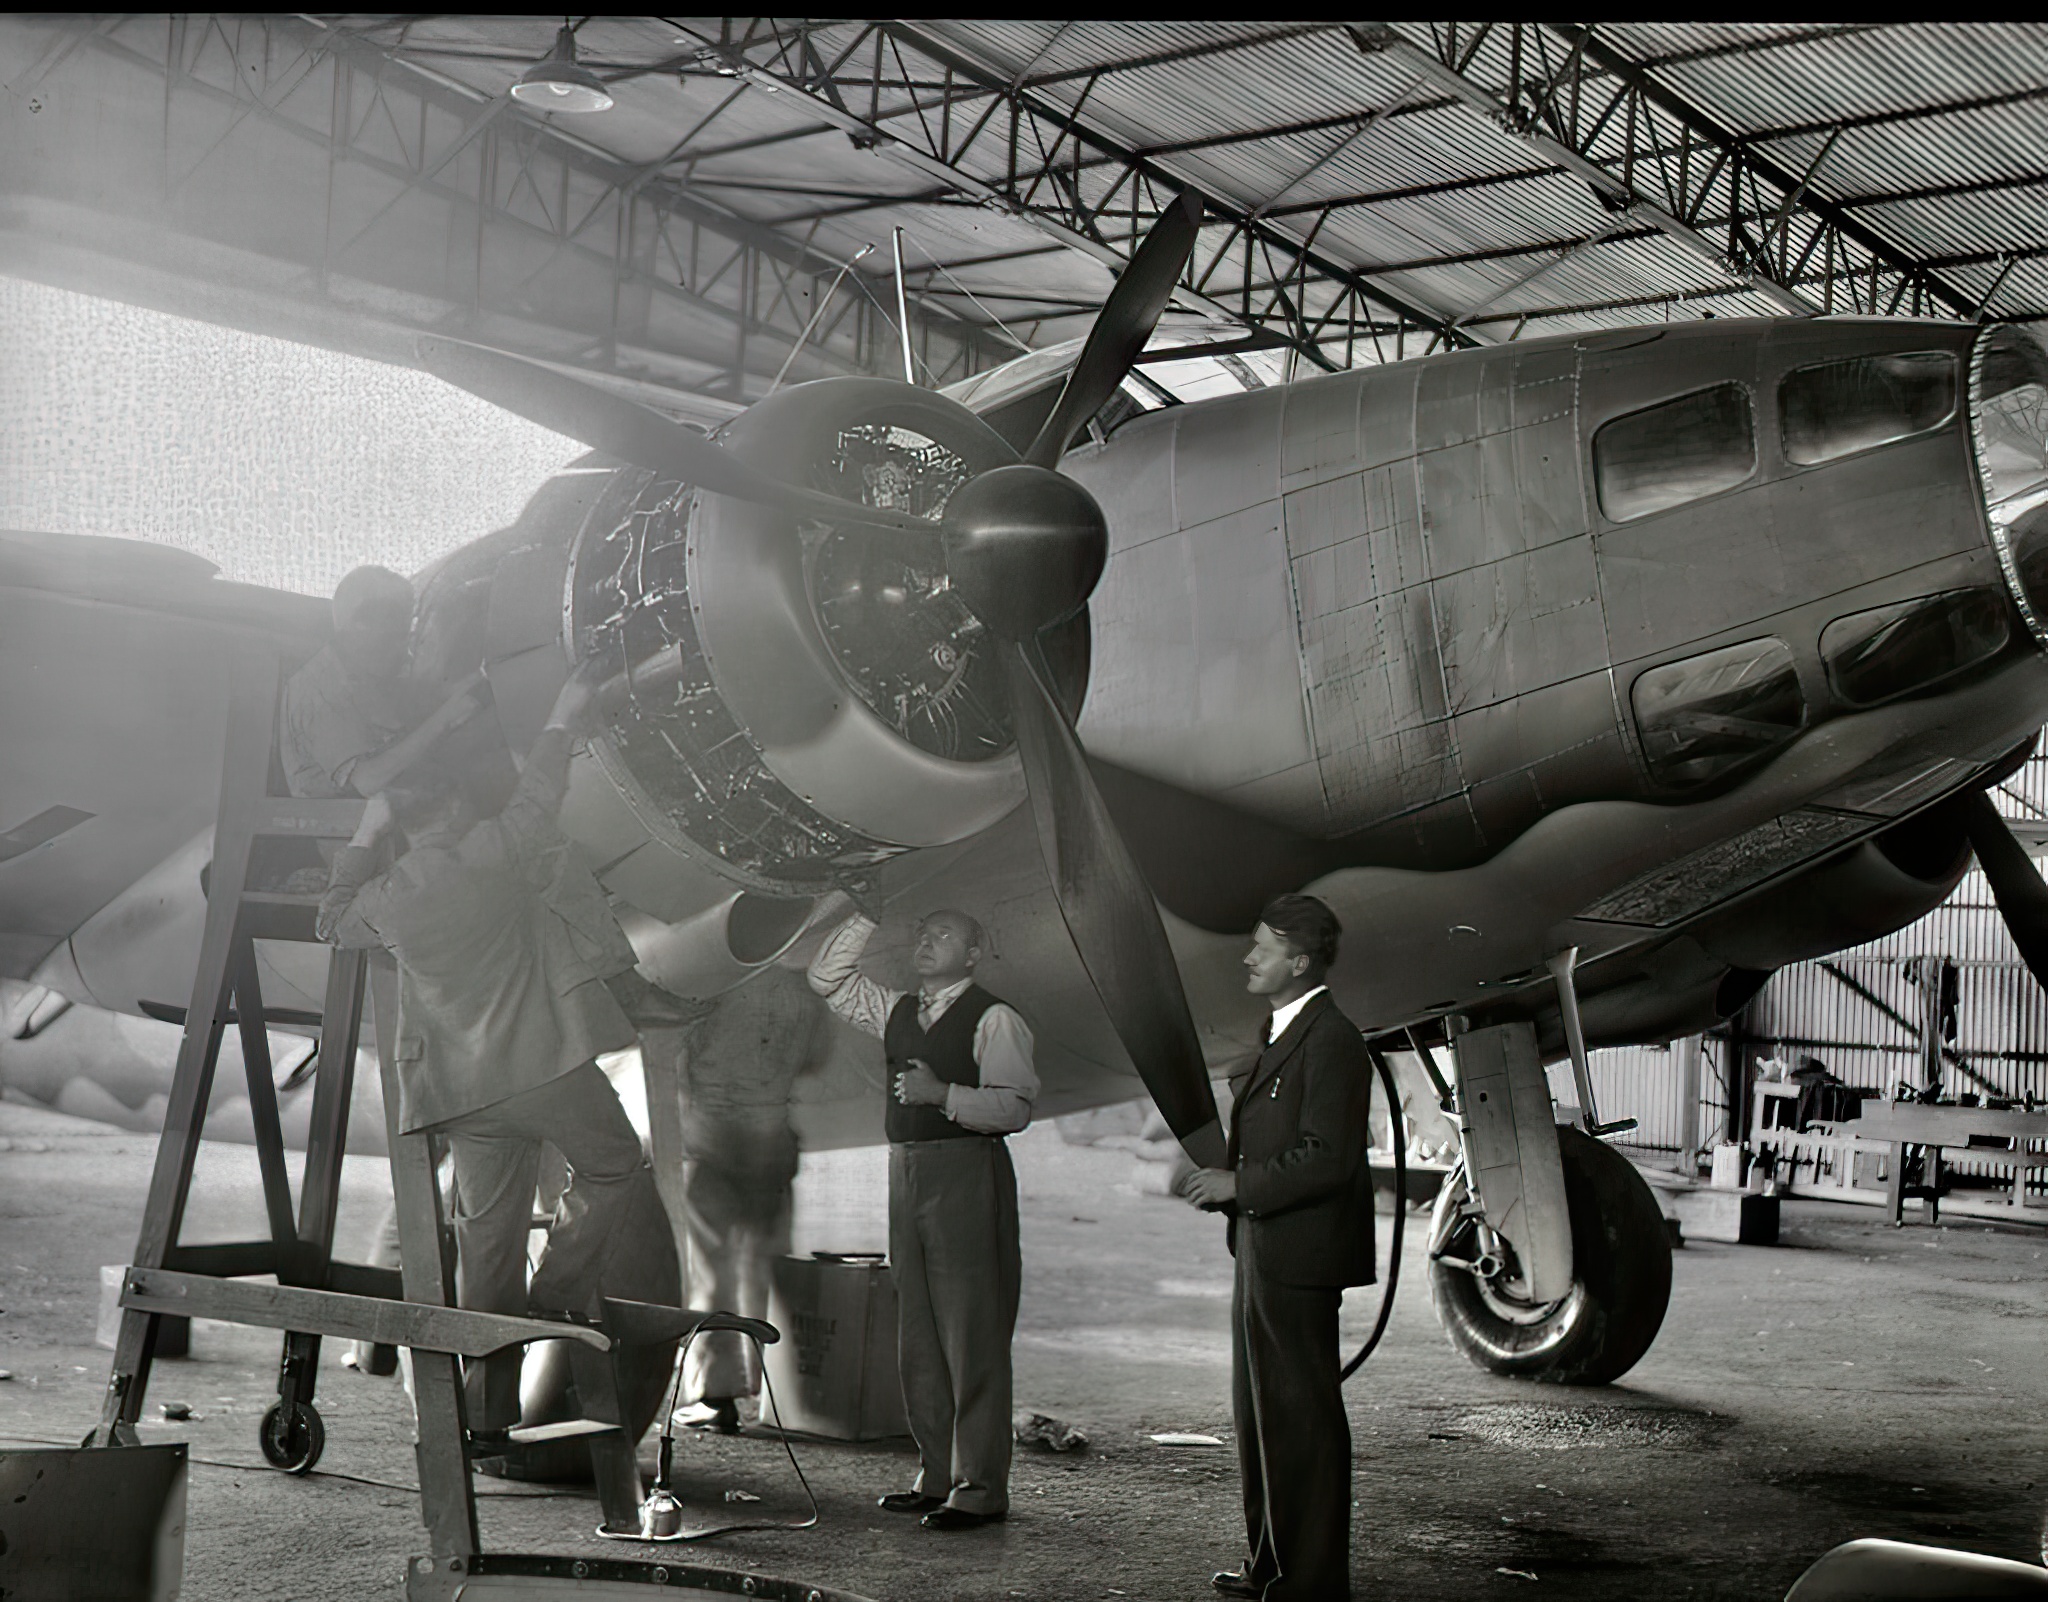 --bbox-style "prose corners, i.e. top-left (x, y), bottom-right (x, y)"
top-left (941, 463), bottom-right (1108, 640)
